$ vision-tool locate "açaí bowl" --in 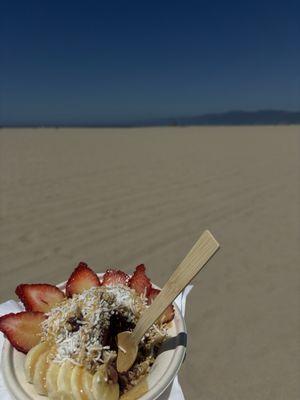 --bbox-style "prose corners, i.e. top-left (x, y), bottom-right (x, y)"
top-left (1, 273), bottom-right (187, 400)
